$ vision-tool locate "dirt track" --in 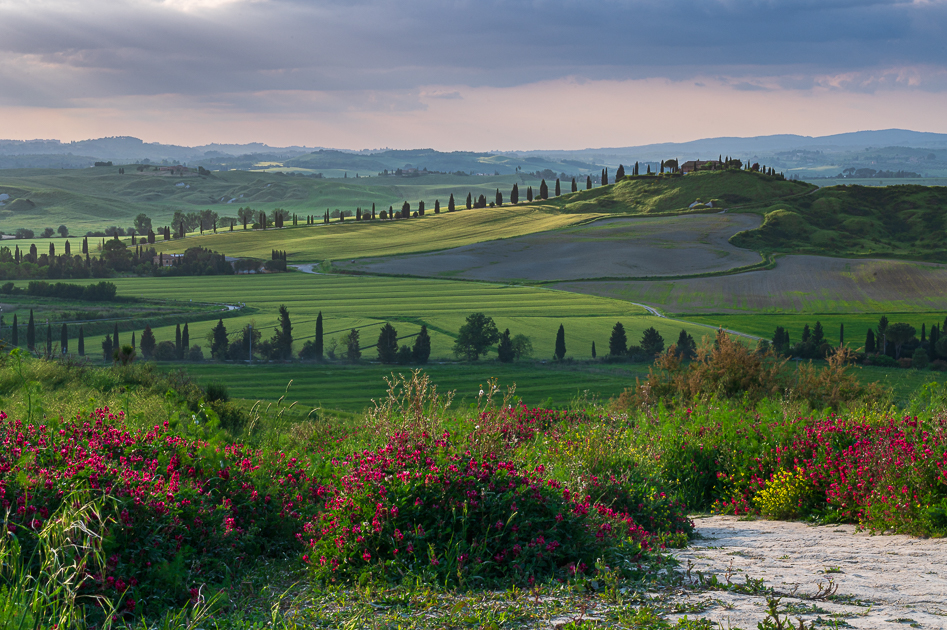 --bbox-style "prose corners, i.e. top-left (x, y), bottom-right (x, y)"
top-left (333, 214), bottom-right (763, 281)
top-left (667, 515), bottom-right (947, 629)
